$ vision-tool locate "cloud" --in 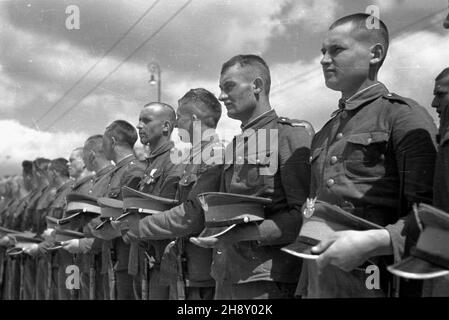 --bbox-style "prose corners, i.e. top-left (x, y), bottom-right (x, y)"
top-left (0, 119), bottom-right (88, 174)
